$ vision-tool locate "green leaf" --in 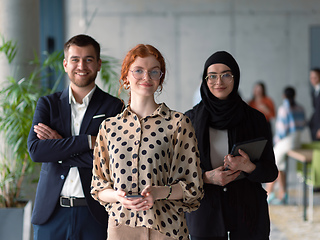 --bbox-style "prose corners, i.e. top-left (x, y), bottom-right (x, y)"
top-left (0, 35), bottom-right (18, 64)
